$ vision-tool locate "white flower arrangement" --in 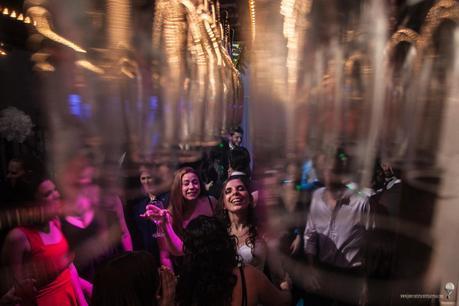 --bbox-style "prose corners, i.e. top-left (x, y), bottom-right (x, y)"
top-left (0, 107), bottom-right (35, 143)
